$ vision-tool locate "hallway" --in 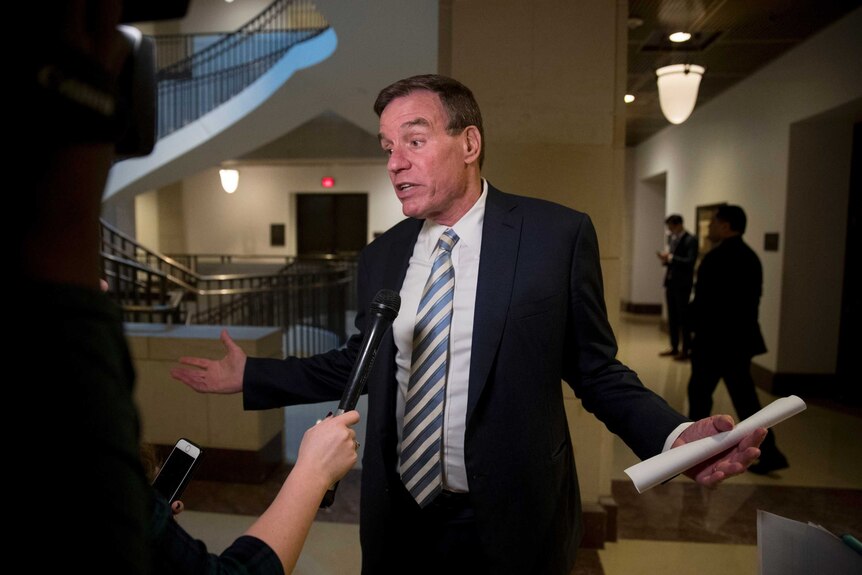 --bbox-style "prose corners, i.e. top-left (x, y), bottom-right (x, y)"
top-left (175, 313), bottom-right (862, 574)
